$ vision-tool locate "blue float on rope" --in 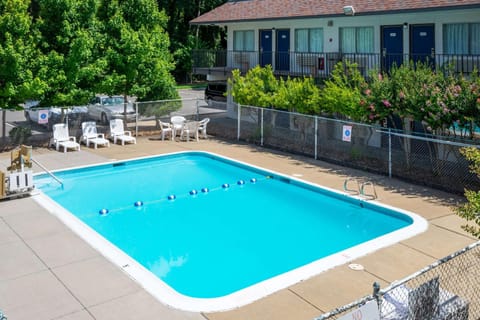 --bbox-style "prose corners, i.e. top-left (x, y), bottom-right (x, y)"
top-left (134, 201), bottom-right (143, 207)
top-left (250, 178), bottom-right (257, 183)
top-left (189, 190), bottom-right (198, 195)
top-left (222, 183), bottom-right (230, 189)
top-left (237, 180), bottom-right (245, 185)
top-left (167, 194), bottom-right (176, 200)
top-left (201, 187), bottom-right (209, 193)
top-left (99, 208), bottom-right (109, 215)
